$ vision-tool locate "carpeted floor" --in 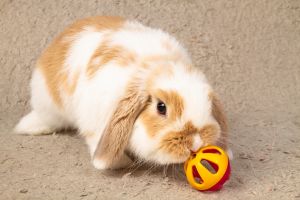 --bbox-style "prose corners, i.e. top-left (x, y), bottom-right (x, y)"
top-left (0, 0), bottom-right (299, 199)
